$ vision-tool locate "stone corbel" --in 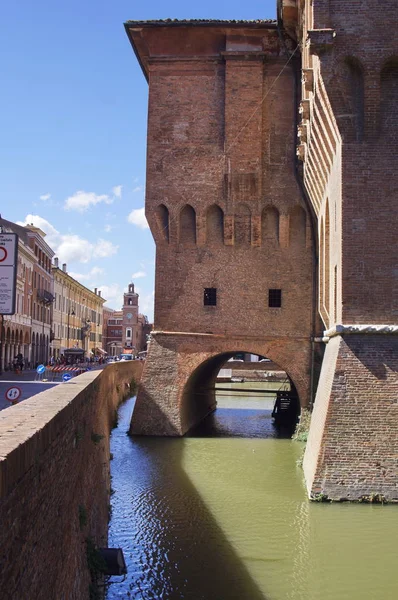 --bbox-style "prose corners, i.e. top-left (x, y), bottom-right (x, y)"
top-left (299, 99), bottom-right (311, 121)
top-left (296, 143), bottom-right (307, 162)
top-left (298, 120), bottom-right (309, 143)
top-left (302, 68), bottom-right (314, 93)
top-left (307, 29), bottom-right (336, 55)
